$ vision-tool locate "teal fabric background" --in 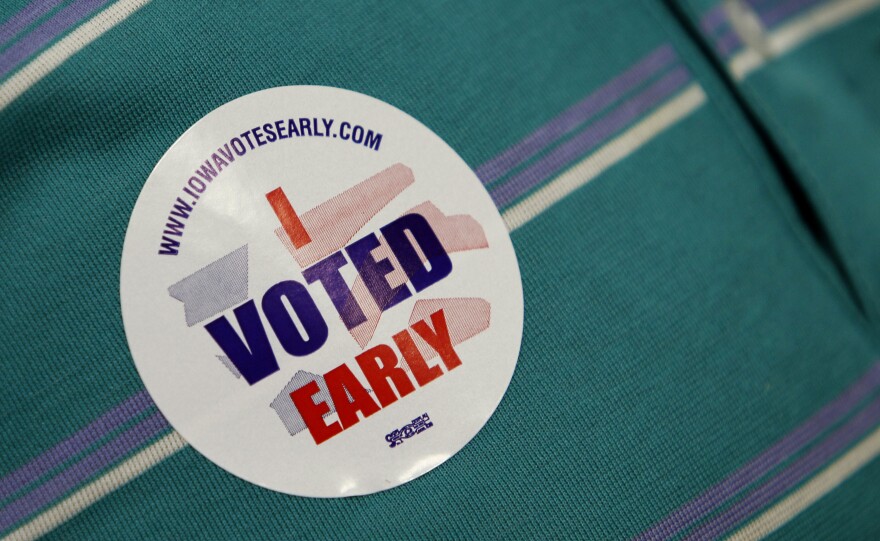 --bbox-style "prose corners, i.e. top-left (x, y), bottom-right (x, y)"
top-left (1, 0), bottom-right (878, 539)
top-left (673, 0), bottom-right (880, 335)
top-left (739, 10), bottom-right (880, 330)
